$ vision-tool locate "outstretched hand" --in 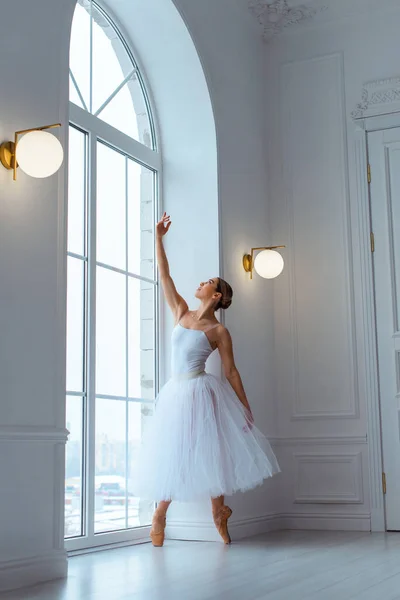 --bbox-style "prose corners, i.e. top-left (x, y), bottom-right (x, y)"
top-left (156, 212), bottom-right (172, 238)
